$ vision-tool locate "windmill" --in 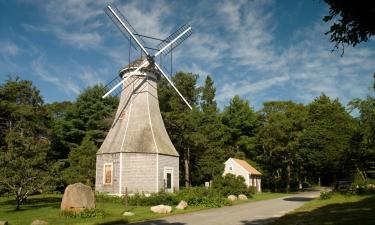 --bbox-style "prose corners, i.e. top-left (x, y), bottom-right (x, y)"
top-left (95, 4), bottom-right (192, 195)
